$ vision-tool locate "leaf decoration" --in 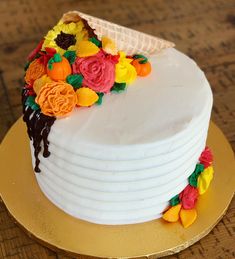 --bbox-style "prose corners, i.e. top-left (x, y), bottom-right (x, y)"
top-left (25, 96), bottom-right (40, 111)
top-left (89, 37), bottom-right (101, 47)
top-left (170, 194), bottom-right (180, 206)
top-left (66, 74), bottom-right (83, 88)
top-left (96, 92), bottom-right (104, 105)
top-left (63, 50), bottom-right (77, 64)
top-left (189, 163), bottom-right (204, 187)
top-left (111, 82), bottom-right (126, 93)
